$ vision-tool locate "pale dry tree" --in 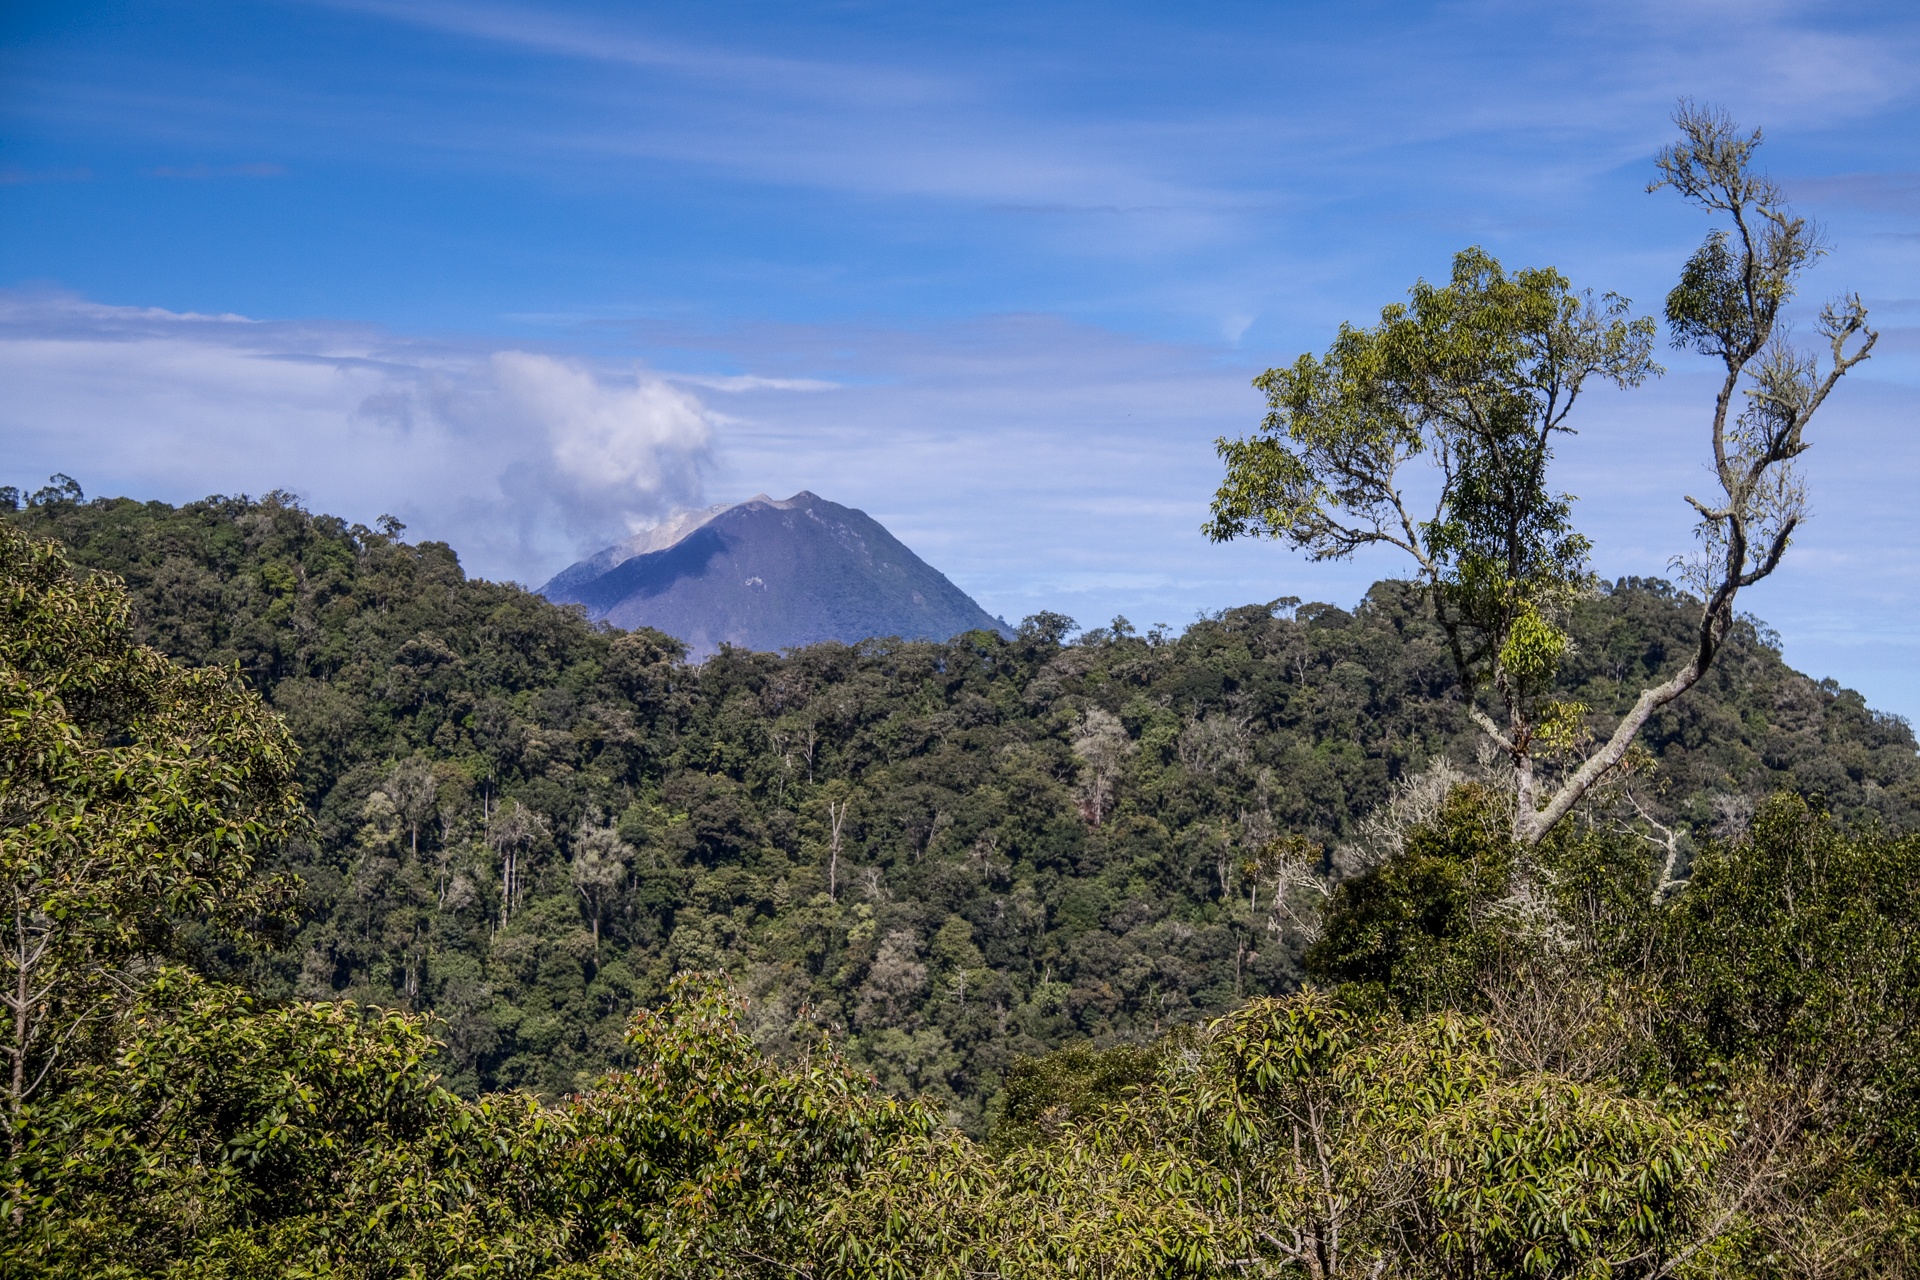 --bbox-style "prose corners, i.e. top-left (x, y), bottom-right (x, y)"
top-left (1070, 706), bottom-right (1132, 827)
top-left (570, 815), bottom-right (633, 952)
top-left (384, 756), bottom-right (438, 861)
top-left (486, 799), bottom-right (543, 927)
